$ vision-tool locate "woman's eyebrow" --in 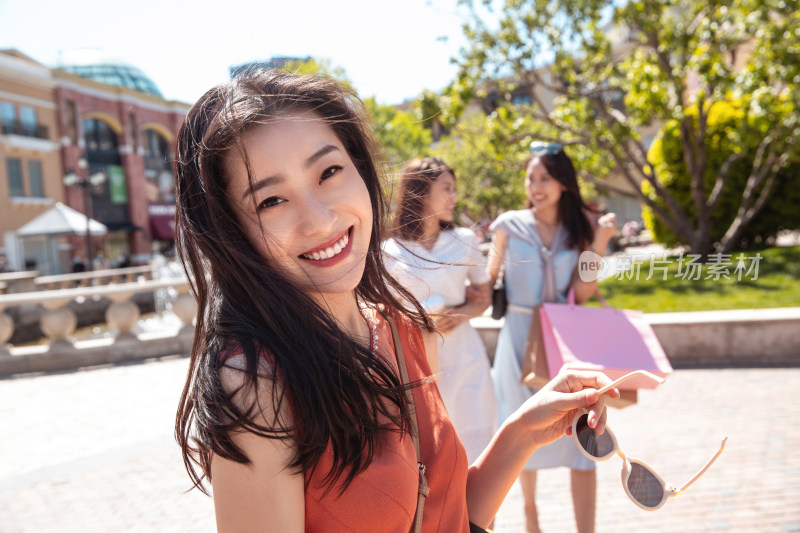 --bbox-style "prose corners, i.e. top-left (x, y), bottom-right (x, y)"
top-left (243, 175), bottom-right (283, 200)
top-left (305, 145), bottom-right (340, 168)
